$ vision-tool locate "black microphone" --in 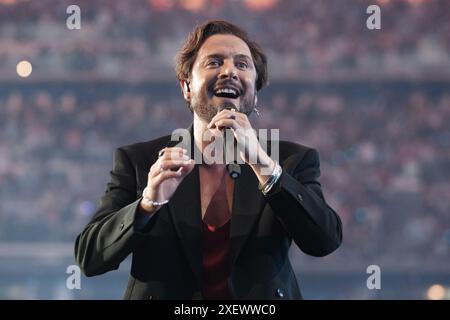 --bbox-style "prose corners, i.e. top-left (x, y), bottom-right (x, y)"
top-left (218, 102), bottom-right (241, 179)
